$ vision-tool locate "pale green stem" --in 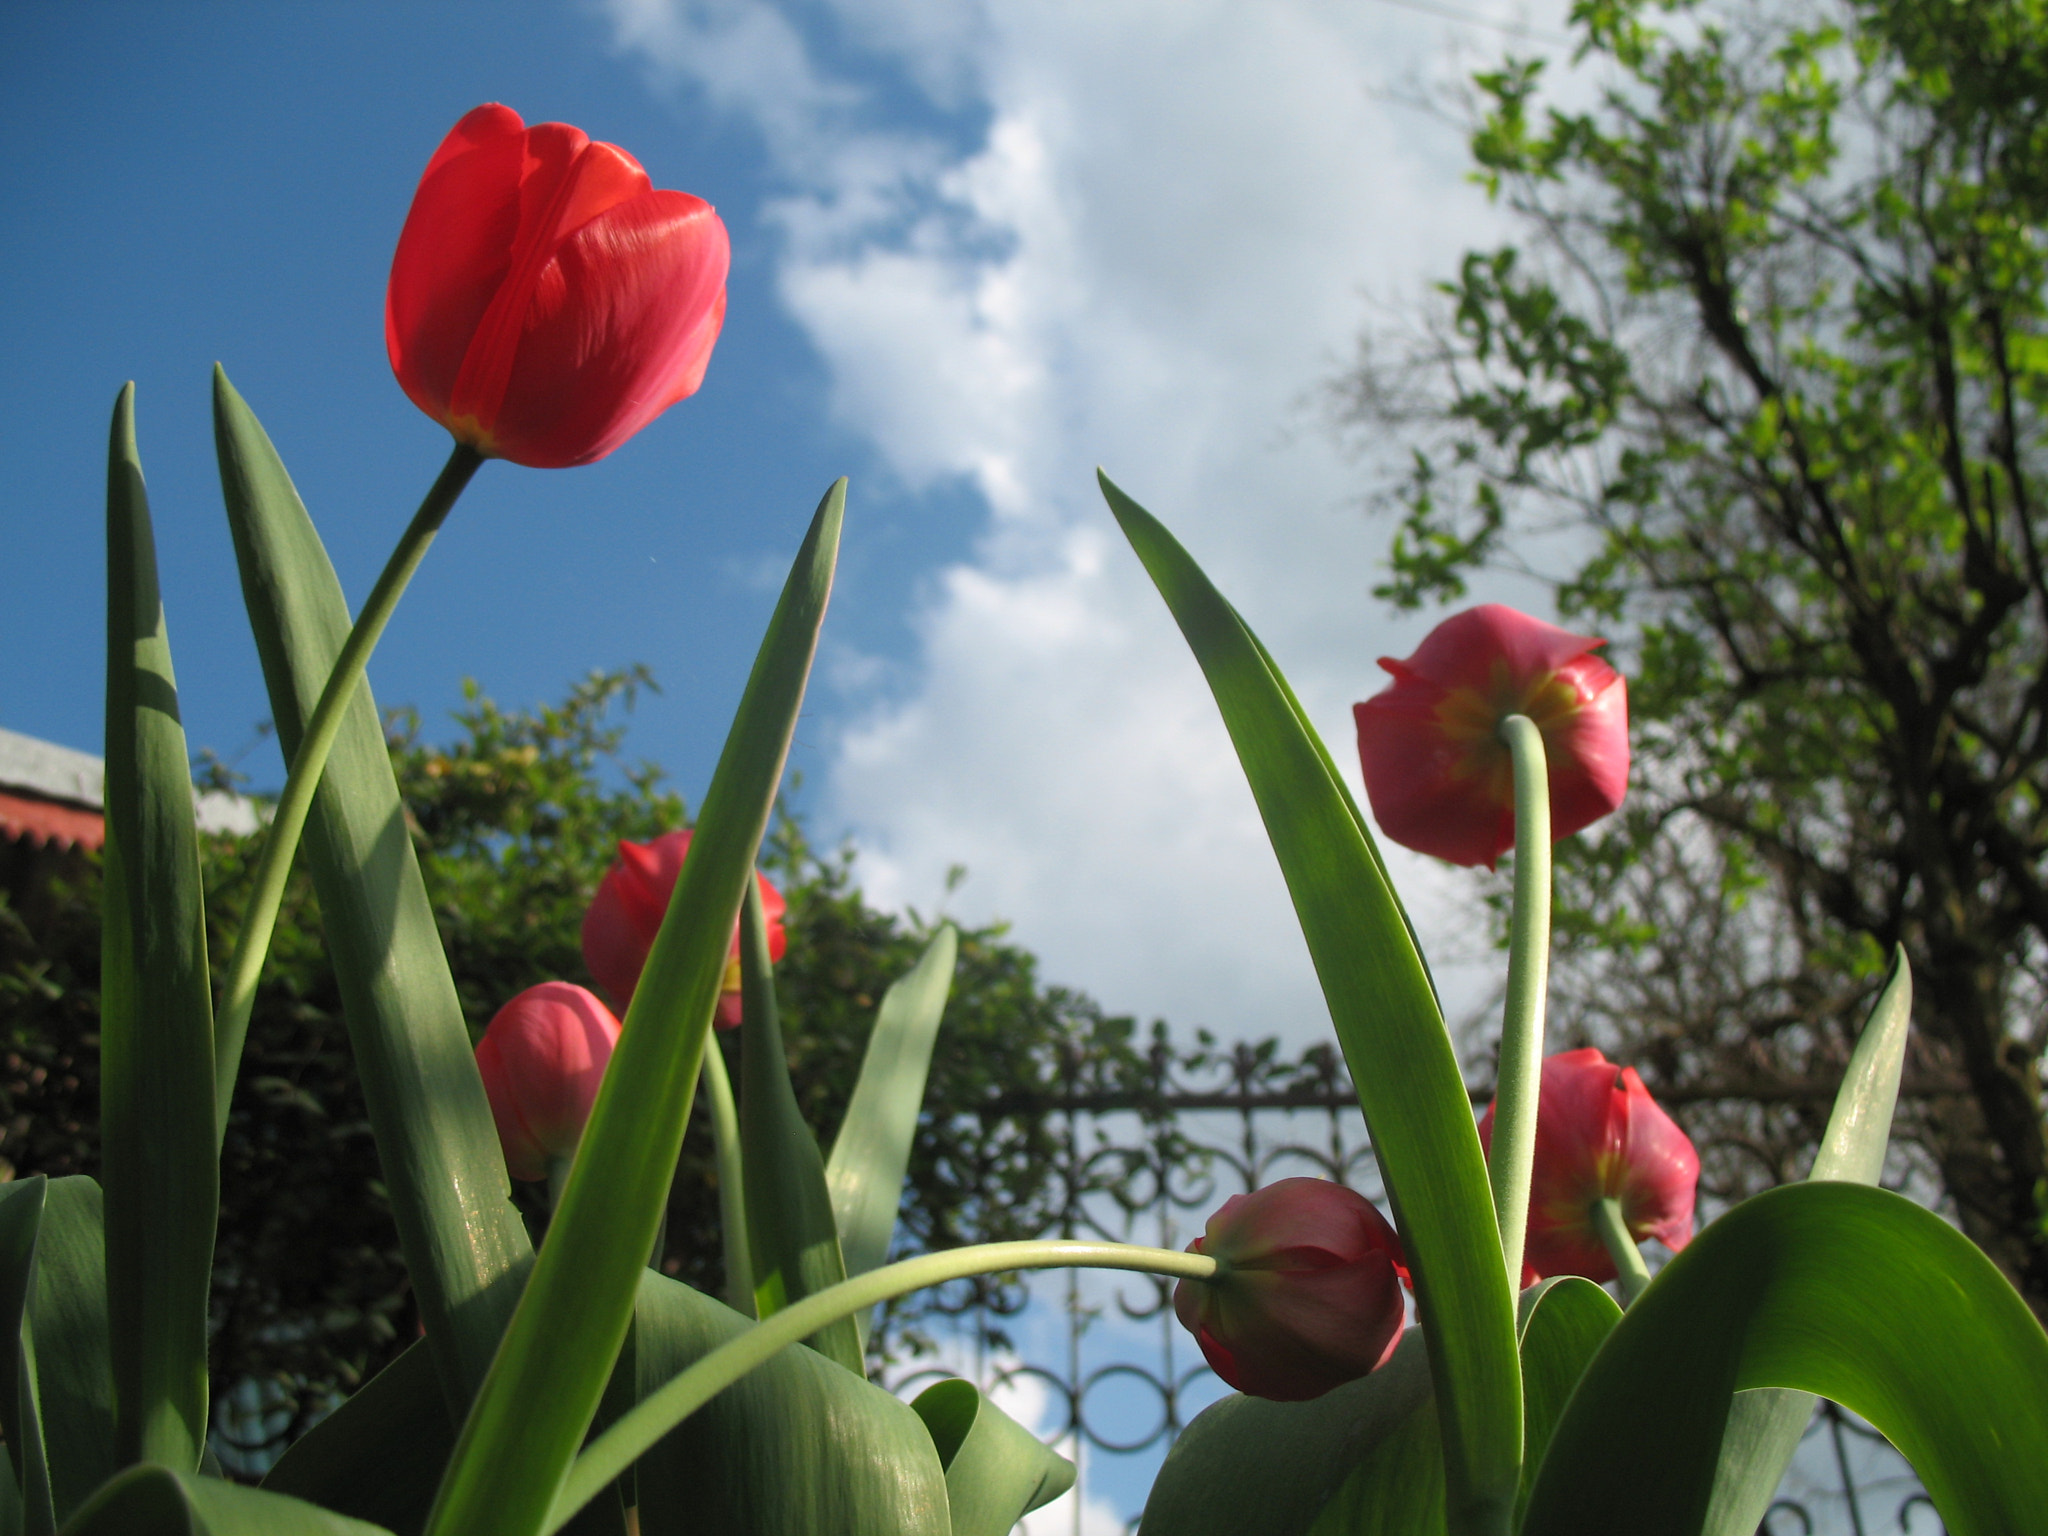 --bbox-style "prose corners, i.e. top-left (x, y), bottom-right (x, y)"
top-left (543, 1240), bottom-right (1218, 1534)
top-left (1590, 1197), bottom-right (1652, 1306)
top-left (1489, 714), bottom-right (1552, 1297)
top-left (546, 1156), bottom-right (573, 1213)
top-left (212, 444), bottom-right (484, 1143)
top-left (700, 1040), bottom-right (754, 1315)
